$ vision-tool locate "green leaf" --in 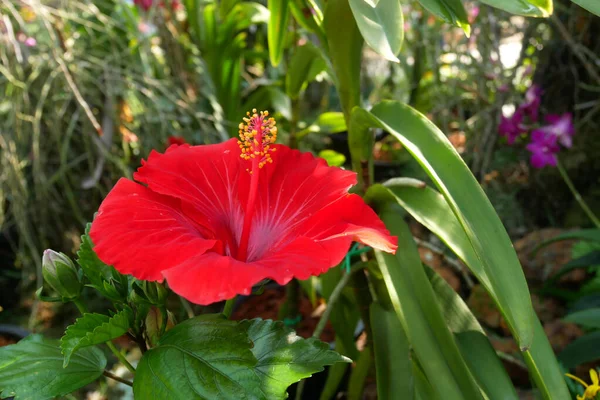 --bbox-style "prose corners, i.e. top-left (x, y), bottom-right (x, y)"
top-left (374, 208), bottom-right (483, 400)
top-left (478, 0), bottom-right (553, 17)
top-left (425, 267), bottom-right (518, 400)
top-left (352, 101), bottom-right (534, 348)
top-left (242, 319), bottom-right (350, 399)
top-left (558, 331), bottom-right (600, 368)
top-left (61, 308), bottom-right (132, 367)
top-left (323, 0), bottom-right (363, 122)
top-left (133, 314), bottom-right (263, 399)
top-left (289, 0), bottom-right (326, 43)
top-left (267, 0), bottom-right (290, 66)
top-left (570, 0), bottom-right (600, 16)
top-left (376, 181), bottom-right (491, 290)
top-left (546, 250), bottom-right (600, 284)
top-left (286, 43), bottom-right (327, 99)
top-left (364, 179), bottom-right (568, 399)
top-left (318, 150), bottom-right (346, 167)
top-left (242, 86), bottom-right (292, 121)
top-left (0, 335), bottom-right (106, 400)
top-left (349, 0), bottom-right (403, 62)
top-left (298, 276), bottom-right (318, 307)
top-left (370, 302), bottom-right (413, 400)
top-left (534, 229), bottom-right (600, 253)
top-left (347, 347), bottom-right (371, 400)
top-left (564, 308), bottom-right (600, 329)
top-left (416, 0), bottom-right (470, 35)
top-left (228, 2), bottom-right (270, 31)
top-left (319, 339), bottom-right (350, 400)
top-left (77, 223), bottom-right (128, 300)
top-left (297, 112), bottom-right (347, 139)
